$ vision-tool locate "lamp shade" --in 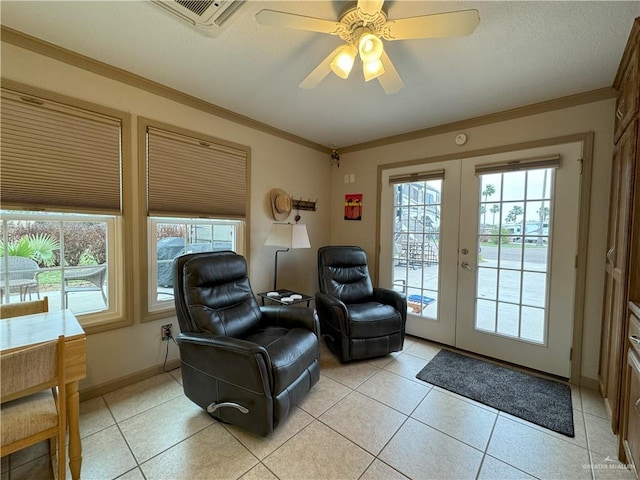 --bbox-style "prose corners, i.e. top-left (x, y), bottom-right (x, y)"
top-left (363, 59), bottom-right (385, 81)
top-left (265, 223), bottom-right (311, 249)
top-left (330, 44), bottom-right (357, 79)
top-left (358, 32), bottom-right (384, 63)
